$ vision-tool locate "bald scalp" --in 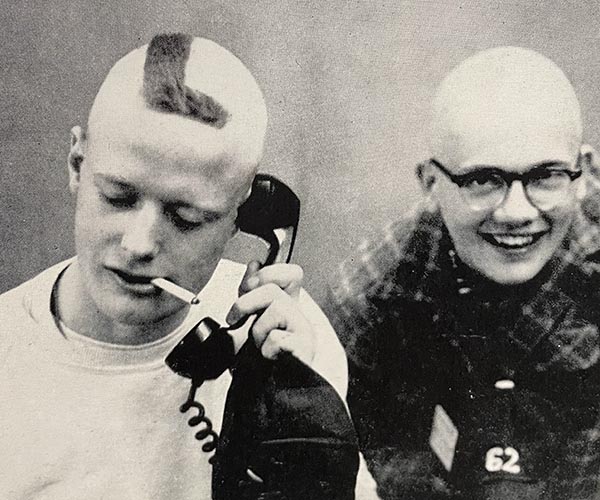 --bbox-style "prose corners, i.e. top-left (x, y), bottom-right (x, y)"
top-left (429, 46), bottom-right (582, 165)
top-left (85, 33), bottom-right (267, 170)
